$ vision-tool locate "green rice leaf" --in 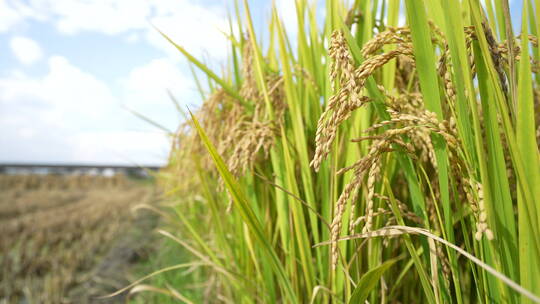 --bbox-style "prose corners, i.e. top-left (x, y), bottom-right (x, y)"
top-left (348, 259), bottom-right (399, 304)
